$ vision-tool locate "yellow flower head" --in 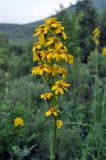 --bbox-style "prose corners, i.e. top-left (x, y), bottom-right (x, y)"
top-left (102, 47), bottom-right (106, 56)
top-left (33, 52), bottom-right (41, 62)
top-left (66, 54), bottom-right (74, 64)
top-left (53, 49), bottom-right (67, 62)
top-left (58, 67), bottom-right (67, 79)
top-left (34, 24), bottom-right (49, 44)
top-left (45, 17), bottom-right (61, 29)
top-left (92, 27), bottom-right (101, 37)
top-left (57, 120), bottom-right (63, 129)
top-left (34, 24), bottom-right (48, 36)
top-left (45, 107), bottom-right (60, 117)
top-left (14, 117), bottom-right (24, 127)
top-left (47, 37), bottom-right (63, 50)
top-left (41, 49), bottom-right (53, 62)
top-left (55, 25), bottom-right (68, 40)
top-left (92, 27), bottom-right (101, 46)
top-left (32, 64), bottom-right (50, 76)
top-left (45, 17), bottom-right (67, 40)
top-left (41, 92), bottom-right (53, 100)
top-left (52, 80), bottom-right (70, 95)
top-left (47, 65), bottom-right (67, 78)
top-left (48, 64), bottom-right (59, 76)
top-left (32, 42), bottom-right (41, 53)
